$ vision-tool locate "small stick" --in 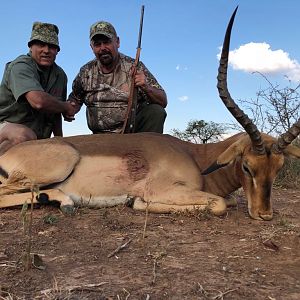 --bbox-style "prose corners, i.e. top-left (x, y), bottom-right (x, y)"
top-left (108, 239), bottom-right (132, 258)
top-left (0, 262), bottom-right (16, 268)
top-left (197, 283), bottom-right (209, 297)
top-left (212, 288), bottom-right (238, 300)
top-left (142, 201), bottom-right (150, 241)
top-left (40, 282), bottom-right (108, 295)
top-left (151, 258), bottom-right (157, 285)
top-left (123, 288), bottom-right (131, 300)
